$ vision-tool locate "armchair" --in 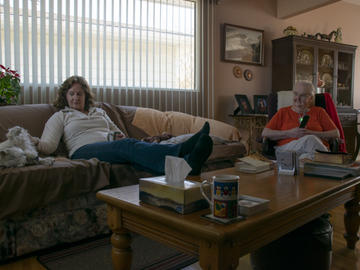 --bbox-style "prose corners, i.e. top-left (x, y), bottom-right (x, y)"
top-left (261, 92), bottom-right (347, 159)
